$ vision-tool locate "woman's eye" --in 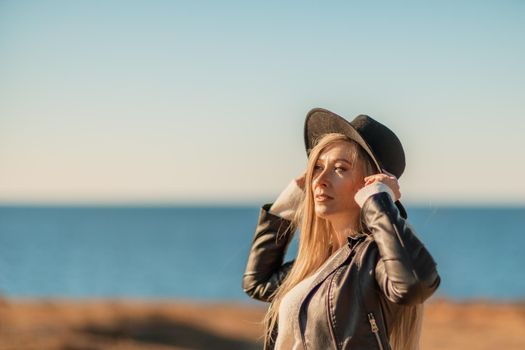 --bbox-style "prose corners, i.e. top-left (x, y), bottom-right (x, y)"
top-left (335, 166), bottom-right (346, 172)
top-left (314, 164), bottom-right (323, 171)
